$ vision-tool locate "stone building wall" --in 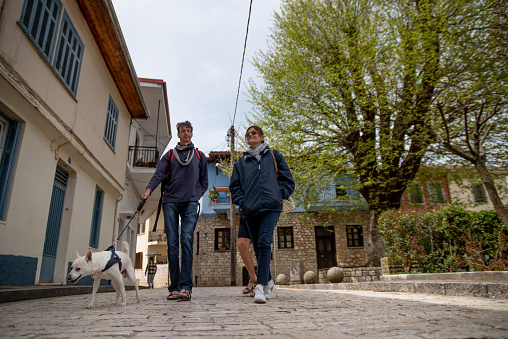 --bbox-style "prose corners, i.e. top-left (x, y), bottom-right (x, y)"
top-left (192, 211), bottom-right (378, 287)
top-left (193, 215), bottom-right (234, 287)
